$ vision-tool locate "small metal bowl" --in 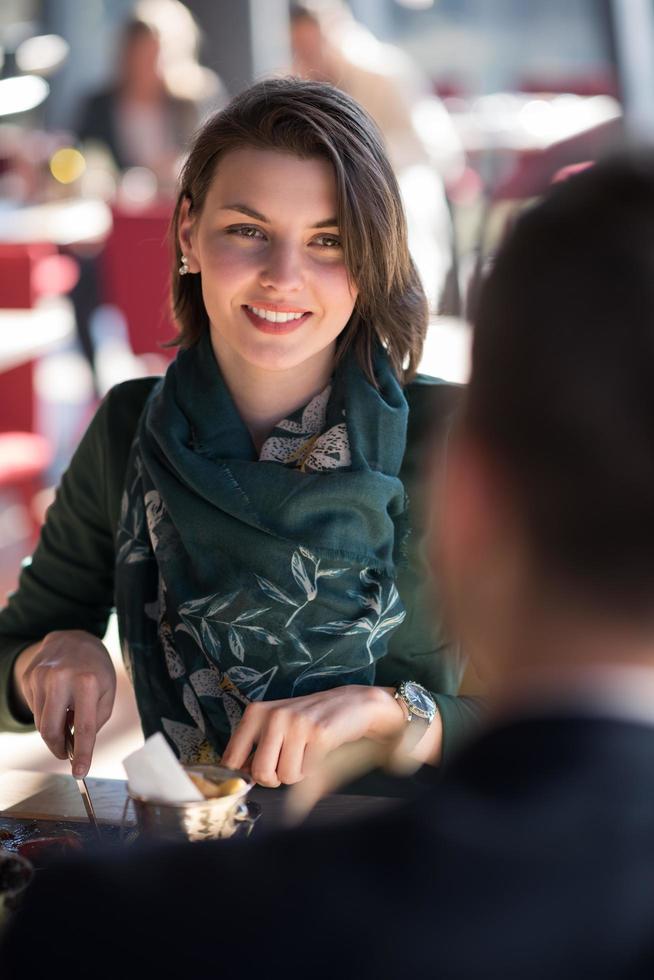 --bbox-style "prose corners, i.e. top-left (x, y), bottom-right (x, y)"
top-left (126, 765), bottom-right (255, 843)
